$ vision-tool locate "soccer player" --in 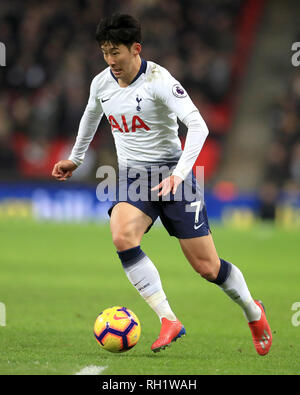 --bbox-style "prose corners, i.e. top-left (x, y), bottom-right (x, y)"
top-left (52, 14), bottom-right (272, 355)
